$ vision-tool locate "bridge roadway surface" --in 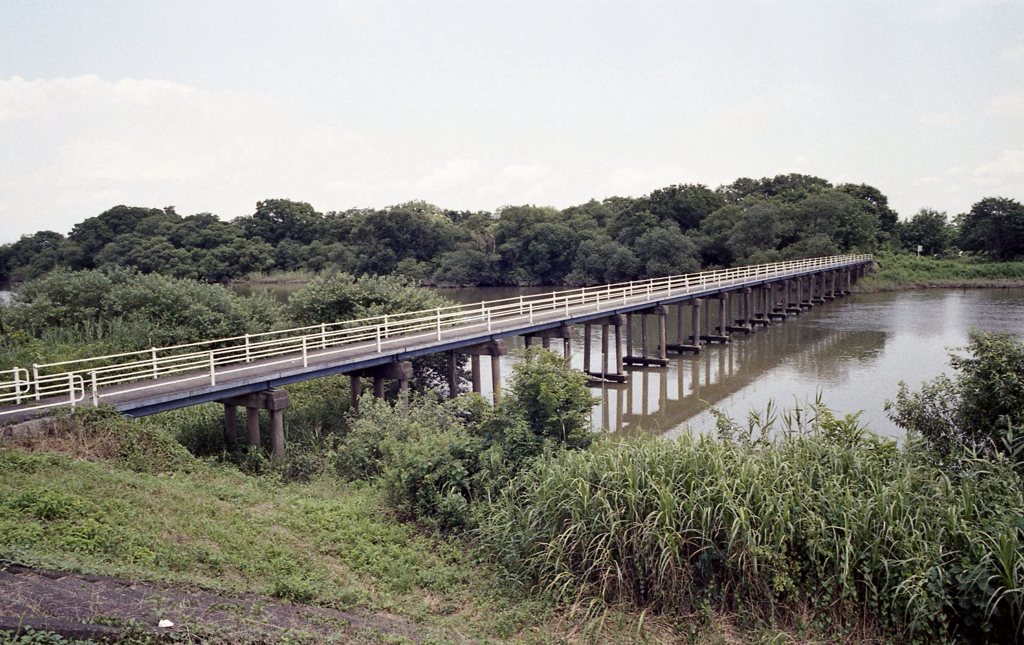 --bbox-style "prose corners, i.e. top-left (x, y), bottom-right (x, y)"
top-left (0, 261), bottom-right (869, 421)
